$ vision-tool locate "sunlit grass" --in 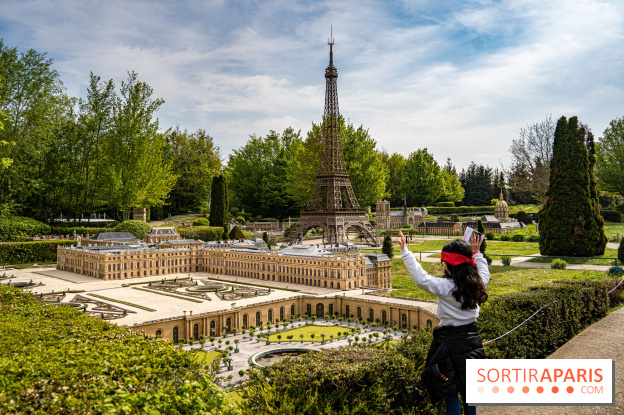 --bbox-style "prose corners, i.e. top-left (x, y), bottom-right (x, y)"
top-left (193, 350), bottom-right (222, 366)
top-left (265, 324), bottom-right (355, 343)
top-left (526, 247), bottom-right (620, 266)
